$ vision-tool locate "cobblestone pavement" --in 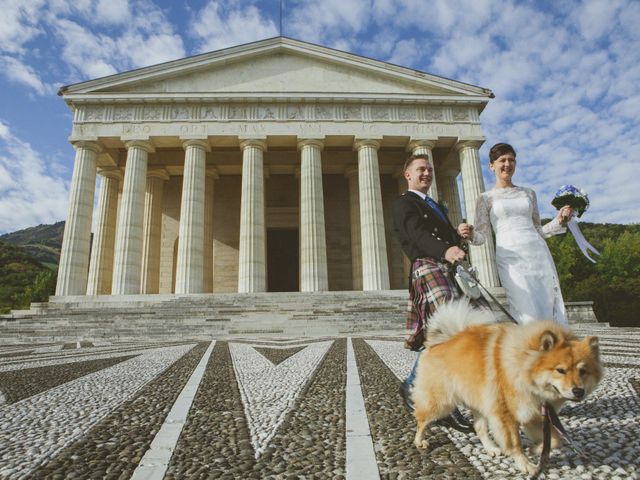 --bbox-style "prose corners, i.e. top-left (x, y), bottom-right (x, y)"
top-left (0, 324), bottom-right (638, 479)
